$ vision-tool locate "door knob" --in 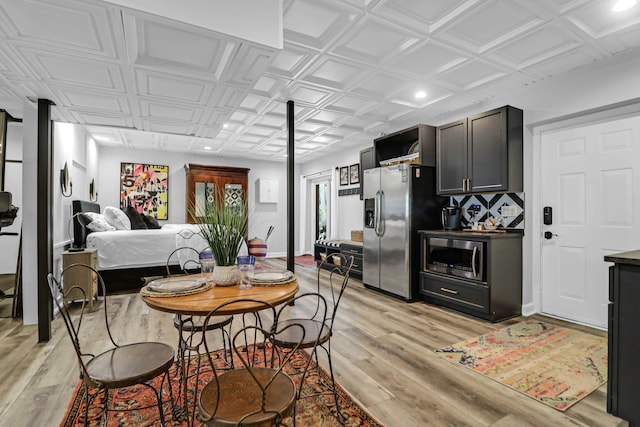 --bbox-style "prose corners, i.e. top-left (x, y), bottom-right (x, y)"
top-left (544, 231), bottom-right (558, 239)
